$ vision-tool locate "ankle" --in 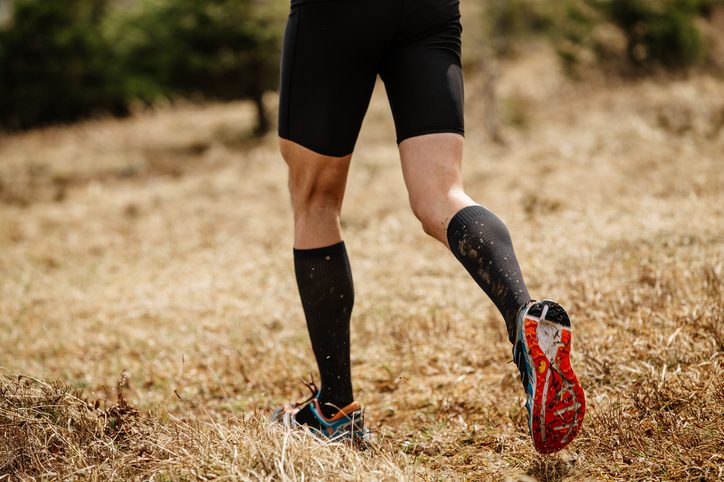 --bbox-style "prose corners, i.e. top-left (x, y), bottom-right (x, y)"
top-left (318, 390), bottom-right (353, 418)
top-left (509, 300), bottom-right (532, 344)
